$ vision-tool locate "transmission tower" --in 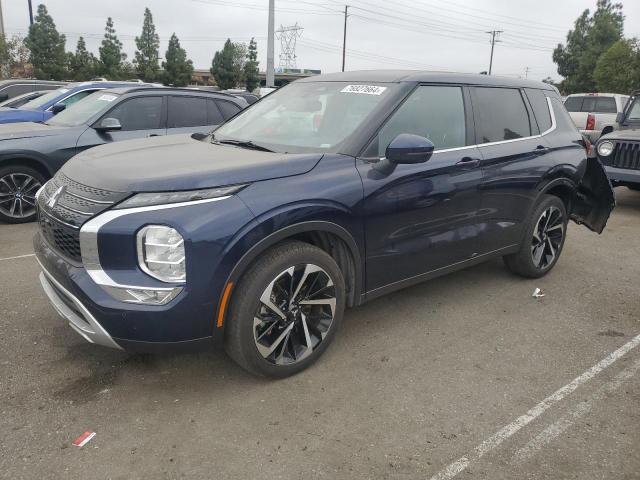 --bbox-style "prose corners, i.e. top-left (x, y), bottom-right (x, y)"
top-left (276, 23), bottom-right (303, 70)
